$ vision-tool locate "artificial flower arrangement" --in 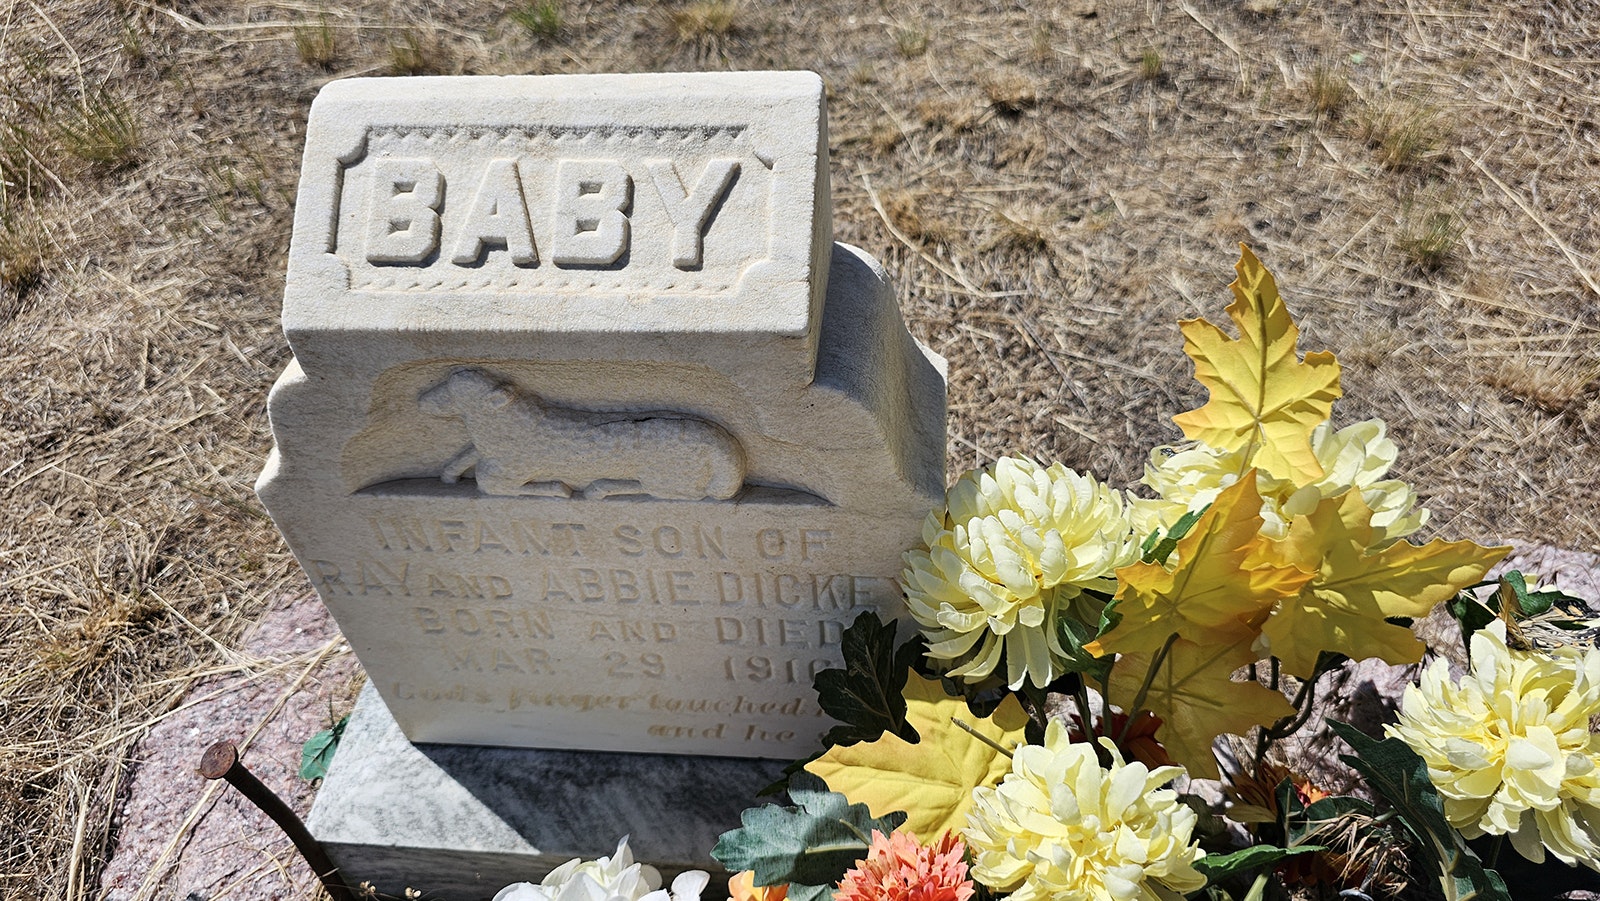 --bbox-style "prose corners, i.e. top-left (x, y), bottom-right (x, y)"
top-left (499, 248), bottom-right (1600, 901)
